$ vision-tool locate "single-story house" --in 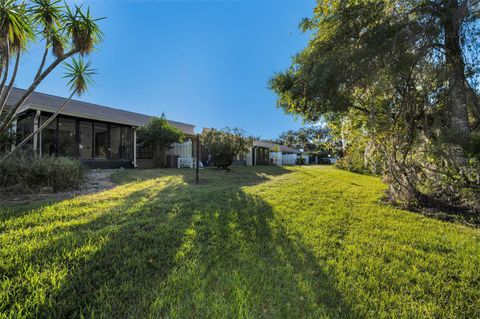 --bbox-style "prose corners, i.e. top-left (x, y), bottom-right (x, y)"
top-left (5, 88), bottom-right (197, 168)
top-left (244, 140), bottom-right (300, 166)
